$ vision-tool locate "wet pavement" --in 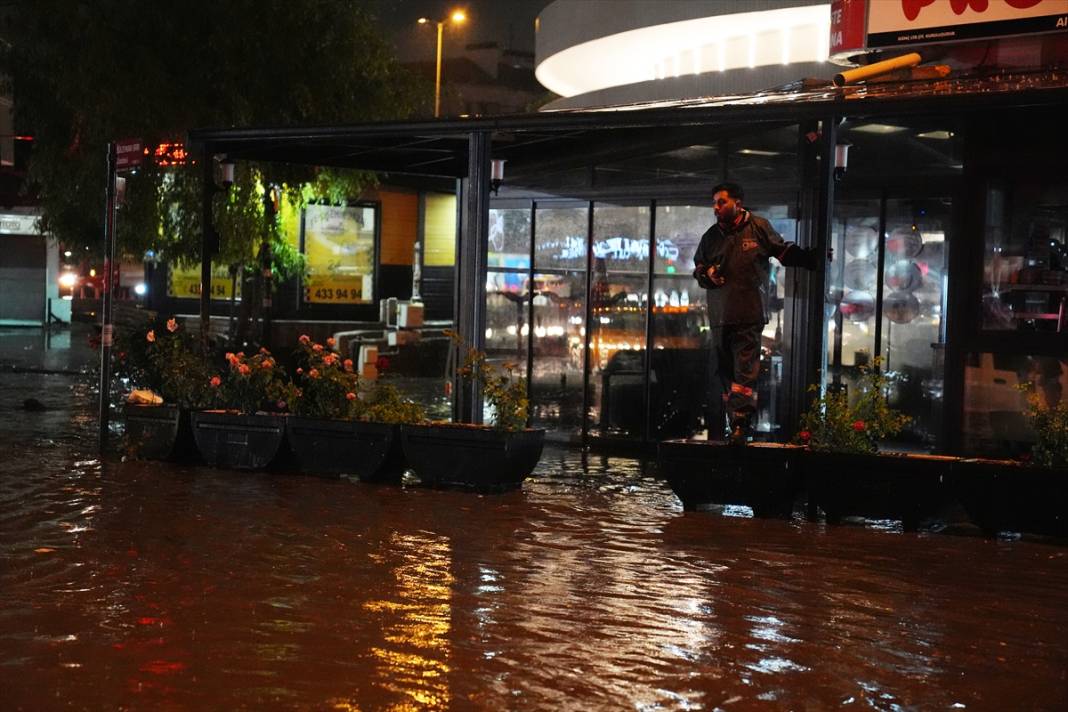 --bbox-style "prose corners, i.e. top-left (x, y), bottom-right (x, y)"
top-left (2, 324), bottom-right (1068, 710)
